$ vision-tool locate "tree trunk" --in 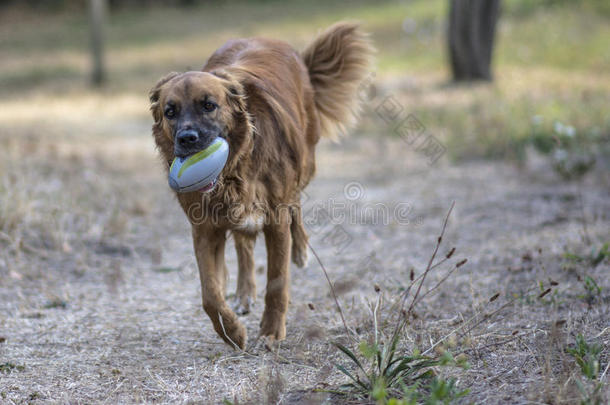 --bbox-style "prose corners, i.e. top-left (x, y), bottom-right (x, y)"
top-left (448, 0), bottom-right (500, 81)
top-left (89, 0), bottom-right (107, 86)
